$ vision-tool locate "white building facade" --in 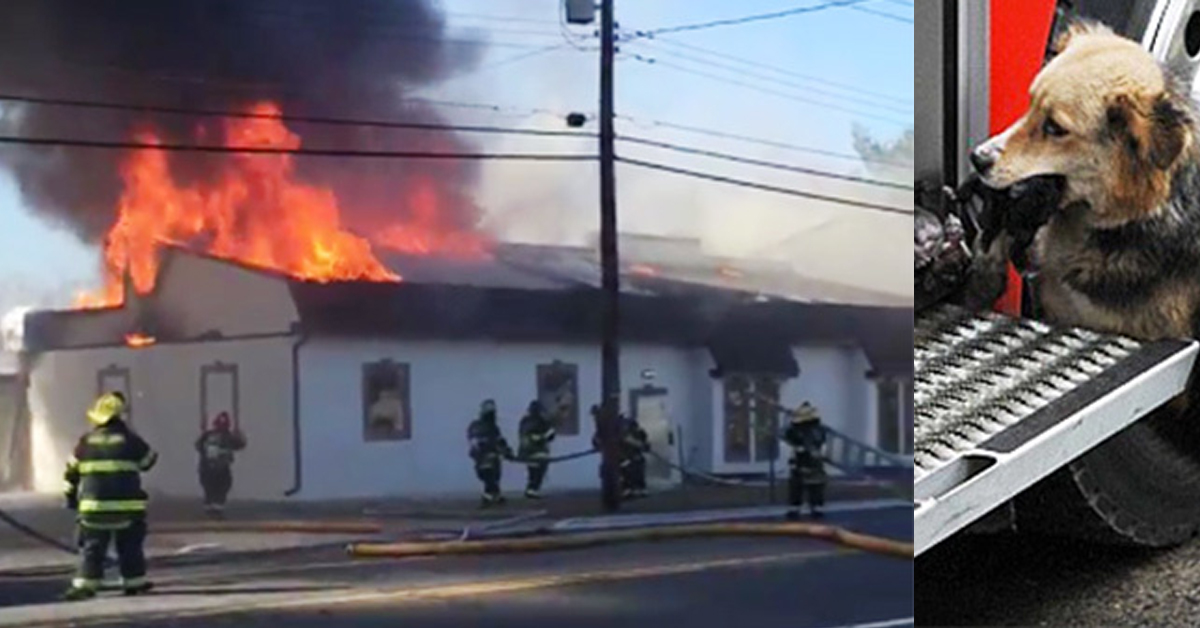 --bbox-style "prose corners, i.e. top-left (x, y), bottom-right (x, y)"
top-left (10, 247), bottom-right (910, 501)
